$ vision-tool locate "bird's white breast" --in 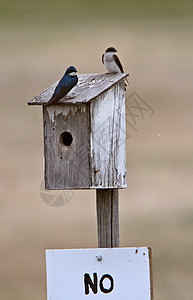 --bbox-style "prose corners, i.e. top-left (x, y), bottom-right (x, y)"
top-left (104, 52), bottom-right (121, 73)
